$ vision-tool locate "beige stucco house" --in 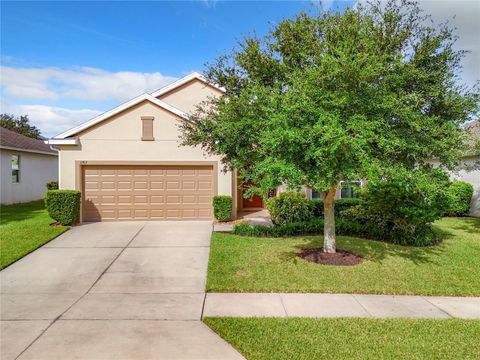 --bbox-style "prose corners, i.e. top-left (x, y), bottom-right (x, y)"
top-left (1, 127), bottom-right (58, 204)
top-left (46, 73), bottom-right (246, 222)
